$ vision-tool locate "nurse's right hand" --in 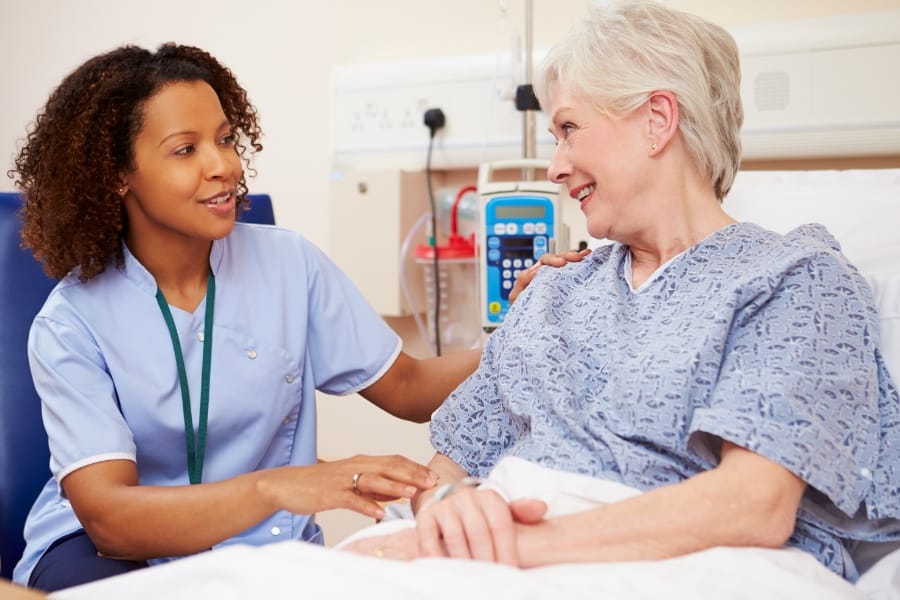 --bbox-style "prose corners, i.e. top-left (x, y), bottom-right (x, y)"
top-left (508, 247), bottom-right (591, 304)
top-left (258, 454), bottom-right (439, 520)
